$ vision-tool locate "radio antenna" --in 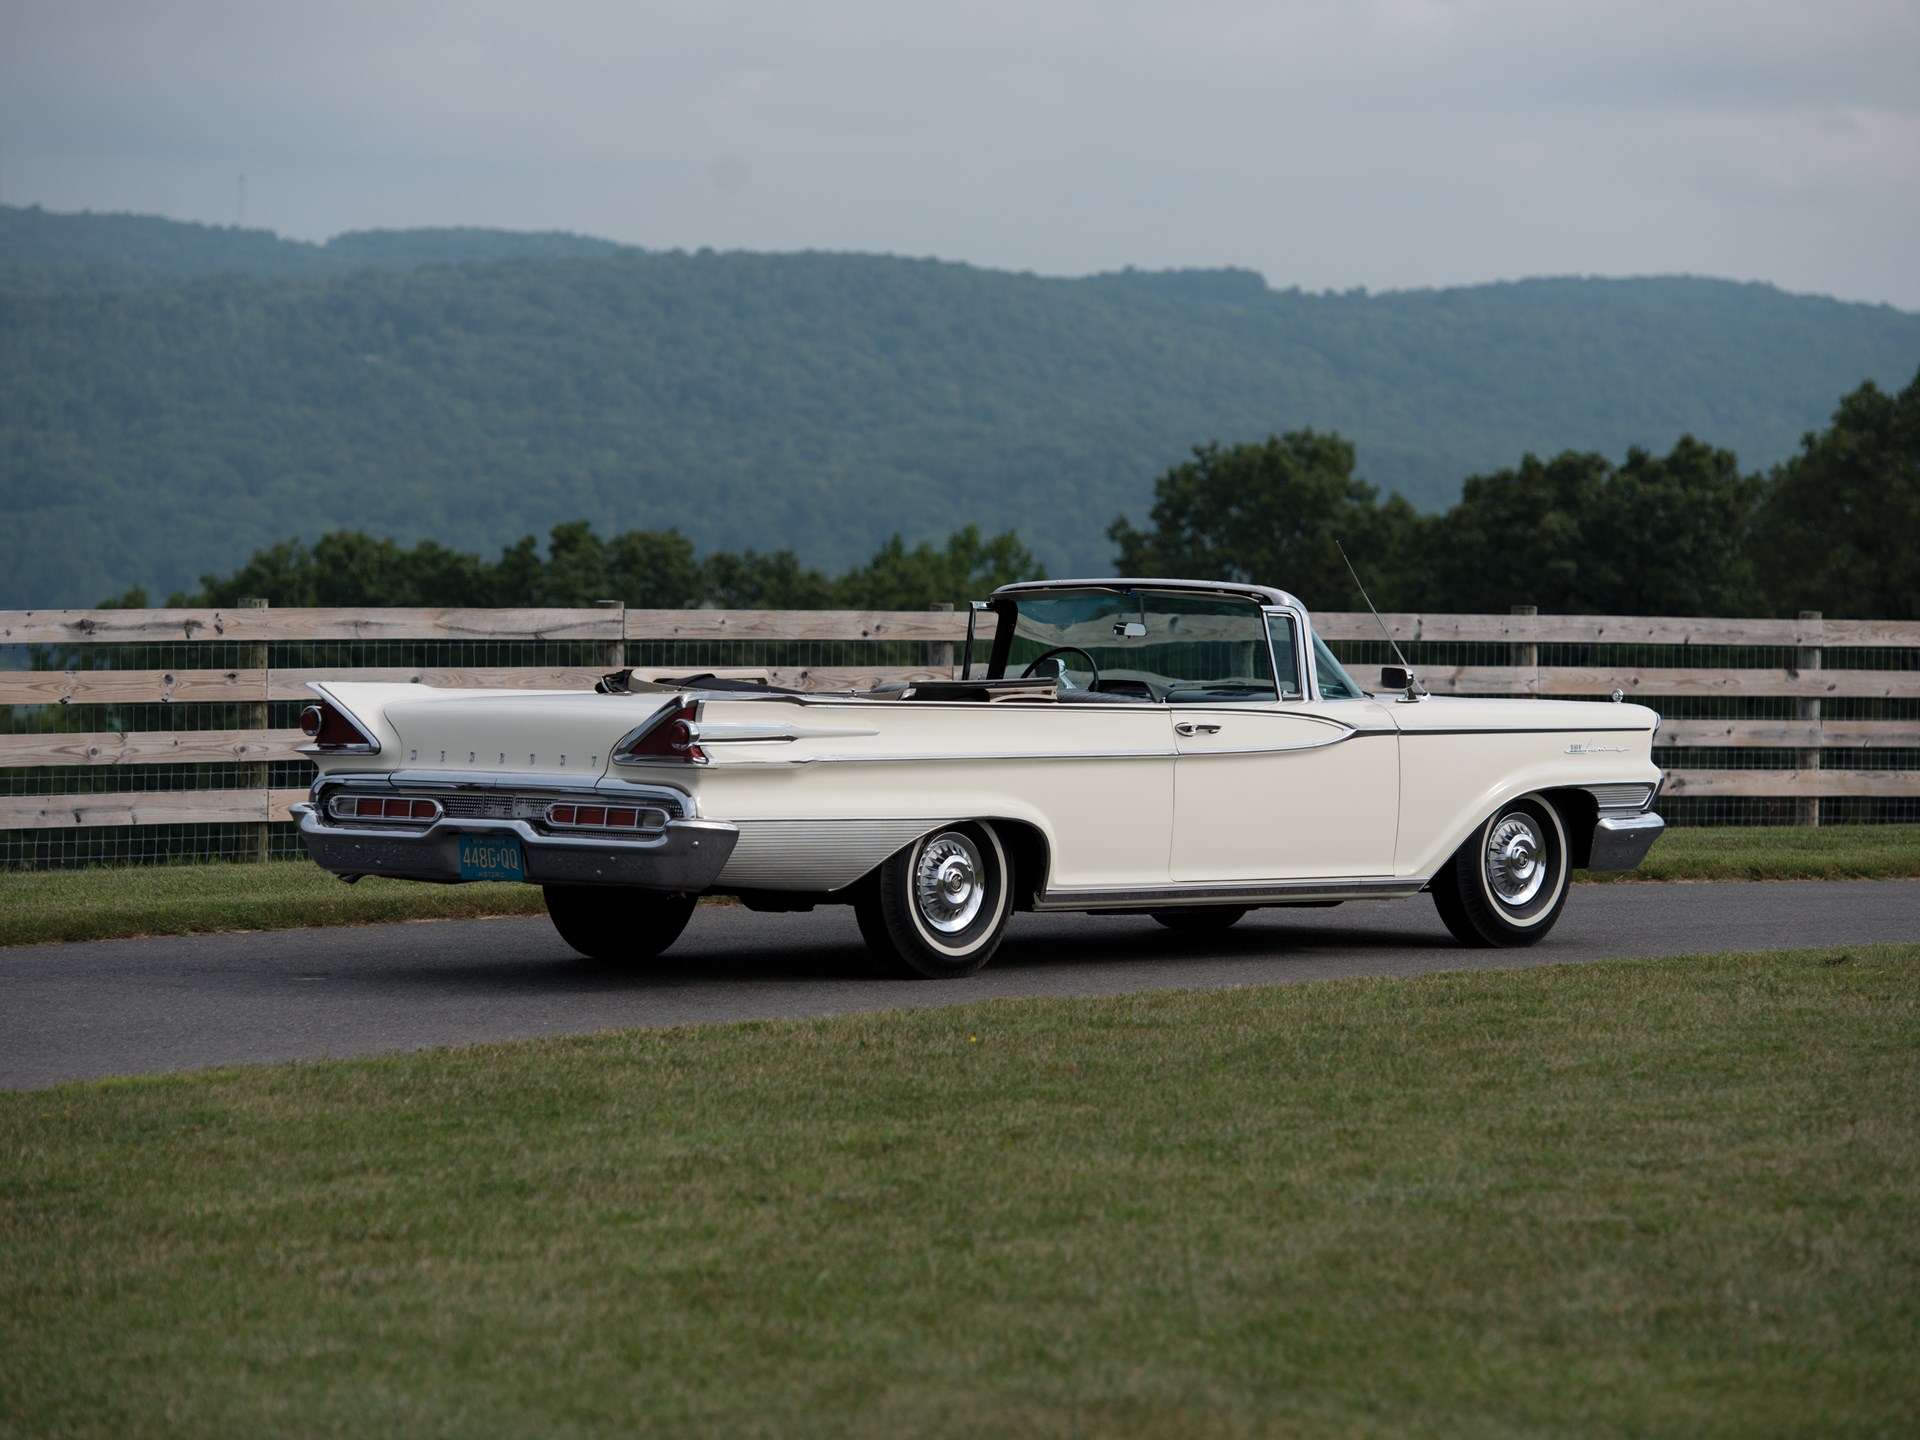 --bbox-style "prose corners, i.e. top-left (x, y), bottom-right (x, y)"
top-left (1335, 540), bottom-right (1424, 700)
